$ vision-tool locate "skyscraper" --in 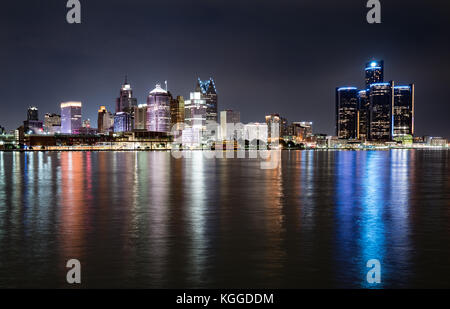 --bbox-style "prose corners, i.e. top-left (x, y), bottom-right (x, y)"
top-left (133, 104), bottom-right (148, 131)
top-left (27, 106), bottom-right (39, 121)
top-left (196, 78), bottom-right (218, 122)
top-left (114, 112), bottom-right (132, 133)
top-left (220, 110), bottom-right (241, 140)
top-left (24, 106), bottom-right (43, 134)
top-left (357, 89), bottom-right (370, 140)
top-left (146, 84), bottom-right (171, 133)
top-left (170, 95), bottom-right (185, 132)
top-left (336, 87), bottom-right (359, 139)
top-left (369, 82), bottom-right (394, 141)
top-left (393, 84), bottom-right (415, 137)
top-left (98, 106), bottom-right (113, 134)
top-left (116, 76), bottom-right (138, 113)
top-left (365, 60), bottom-right (384, 88)
top-left (61, 102), bottom-right (82, 134)
top-left (184, 91), bottom-right (207, 129)
top-left (44, 113), bottom-right (61, 134)
top-left (265, 114), bottom-right (288, 140)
